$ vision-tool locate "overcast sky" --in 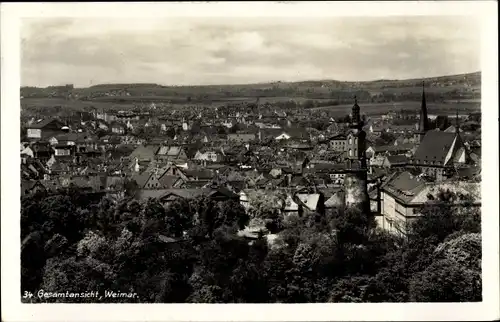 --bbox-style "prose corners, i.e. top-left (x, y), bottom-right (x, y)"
top-left (21, 16), bottom-right (481, 87)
